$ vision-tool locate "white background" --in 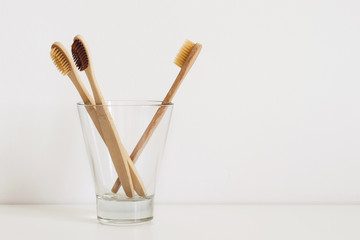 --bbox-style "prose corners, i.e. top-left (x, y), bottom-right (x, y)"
top-left (0, 0), bottom-right (360, 204)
